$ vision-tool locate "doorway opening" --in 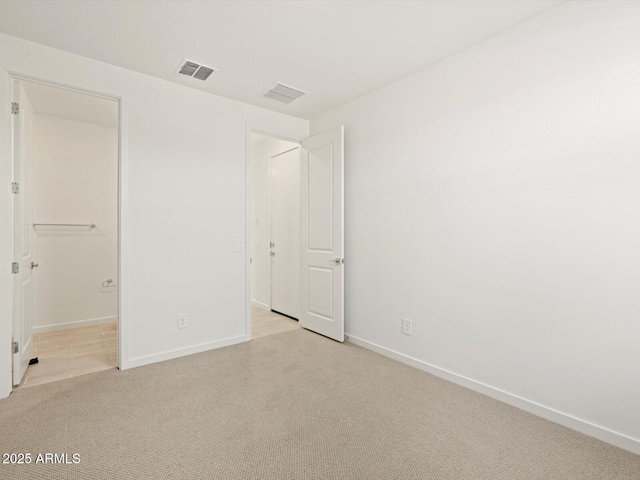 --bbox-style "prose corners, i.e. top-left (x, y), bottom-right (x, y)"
top-left (249, 132), bottom-right (301, 339)
top-left (11, 78), bottom-right (119, 389)
top-left (247, 126), bottom-right (345, 343)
